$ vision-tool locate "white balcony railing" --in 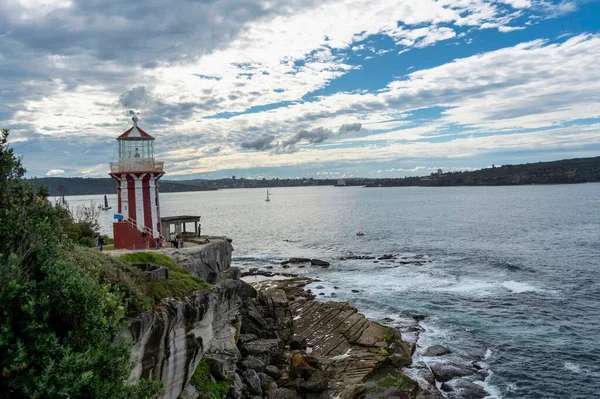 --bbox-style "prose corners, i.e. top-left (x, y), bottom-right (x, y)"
top-left (110, 159), bottom-right (164, 173)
